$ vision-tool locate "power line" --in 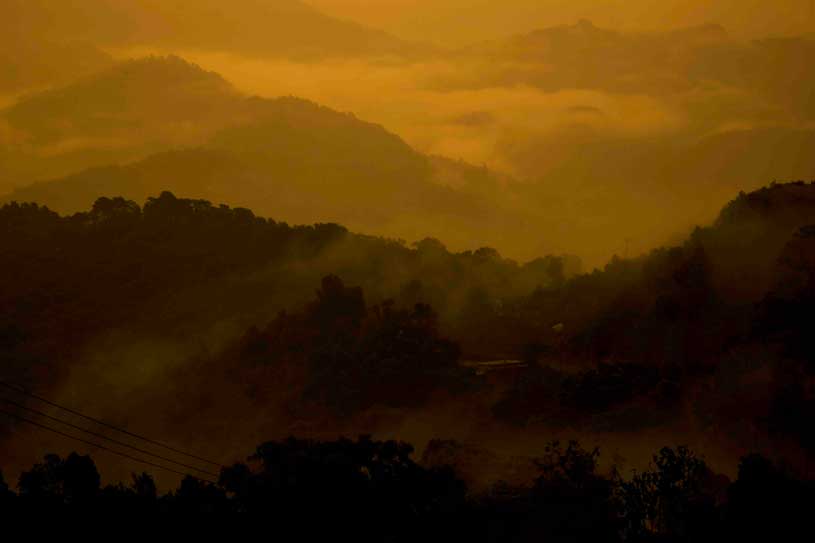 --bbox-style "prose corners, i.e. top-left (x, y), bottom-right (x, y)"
top-left (0, 397), bottom-right (218, 477)
top-left (0, 408), bottom-right (217, 483)
top-left (0, 379), bottom-right (222, 468)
